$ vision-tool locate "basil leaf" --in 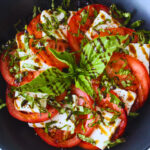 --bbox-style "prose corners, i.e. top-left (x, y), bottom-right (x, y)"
top-left (110, 4), bottom-right (131, 26)
top-left (49, 48), bottom-right (76, 70)
top-left (80, 35), bottom-right (128, 79)
top-left (75, 75), bottom-right (94, 97)
top-left (130, 20), bottom-right (144, 29)
top-left (17, 68), bottom-right (71, 96)
top-left (77, 134), bottom-right (96, 145)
